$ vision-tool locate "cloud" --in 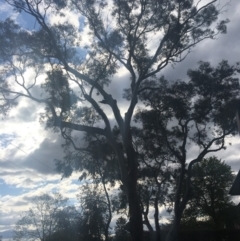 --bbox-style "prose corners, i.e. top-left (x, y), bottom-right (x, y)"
top-left (16, 105), bottom-right (40, 123)
top-left (48, 8), bottom-right (81, 29)
top-left (0, 0), bottom-right (18, 21)
top-left (21, 137), bottom-right (64, 174)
